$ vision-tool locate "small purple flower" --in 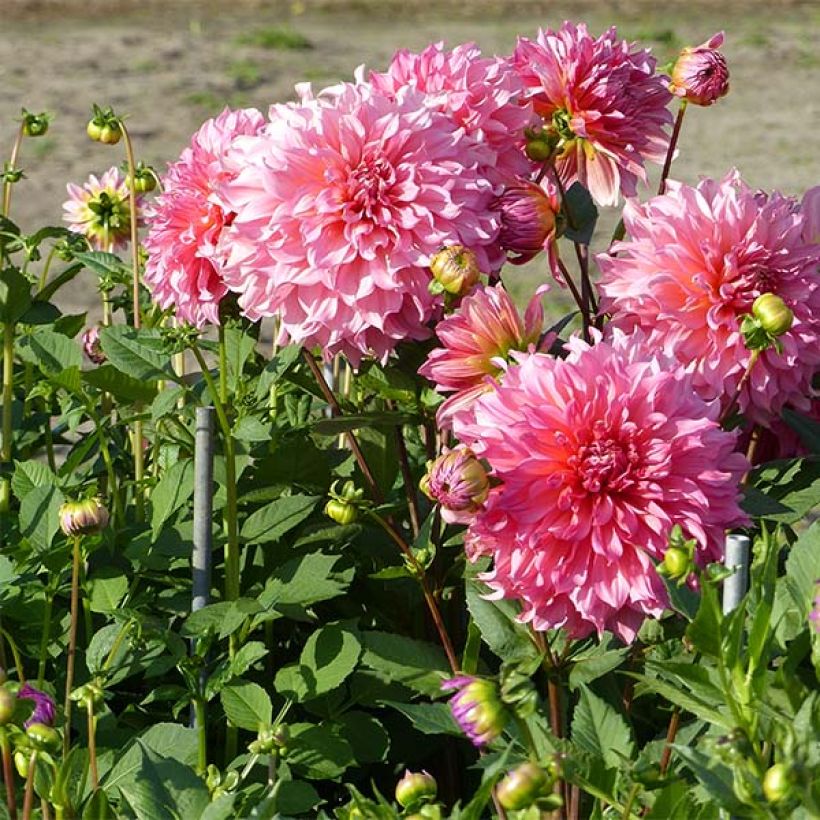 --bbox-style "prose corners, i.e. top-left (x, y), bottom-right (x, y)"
top-left (442, 675), bottom-right (508, 747)
top-left (18, 683), bottom-right (56, 728)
